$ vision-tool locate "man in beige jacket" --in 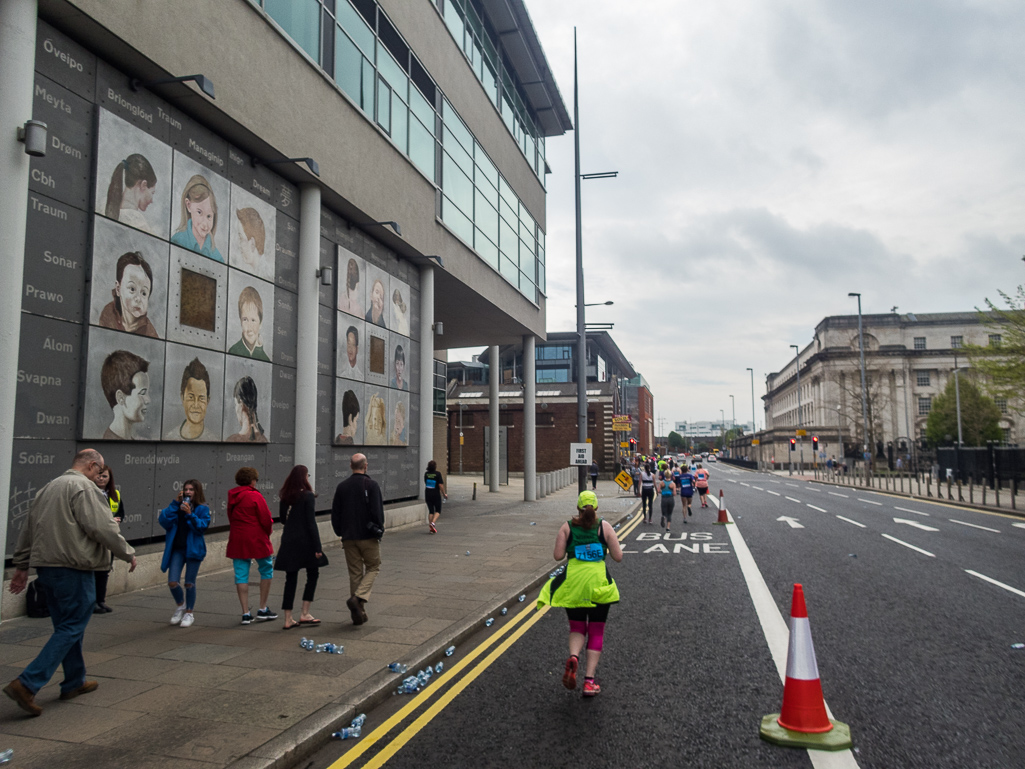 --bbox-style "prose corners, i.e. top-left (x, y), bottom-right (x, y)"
top-left (4, 449), bottom-right (137, 717)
